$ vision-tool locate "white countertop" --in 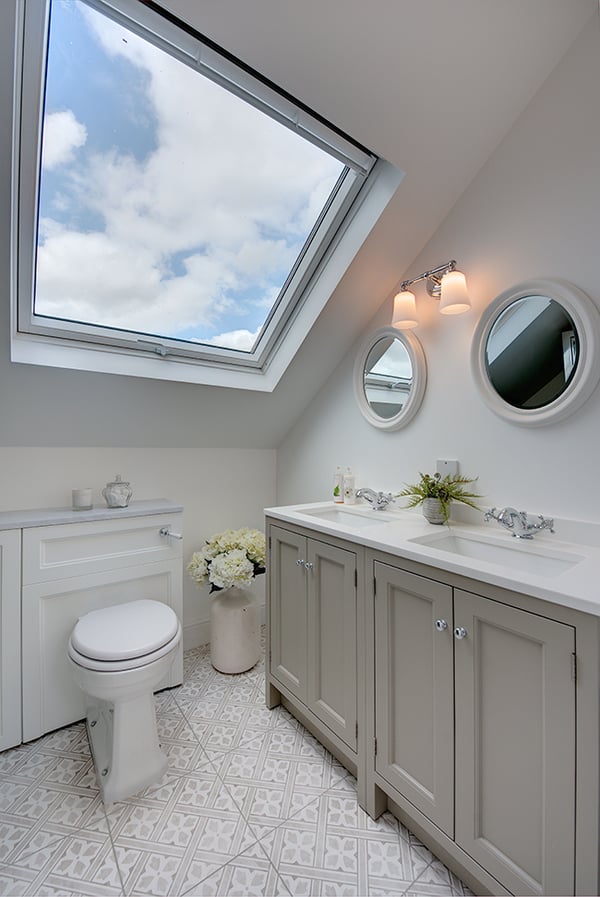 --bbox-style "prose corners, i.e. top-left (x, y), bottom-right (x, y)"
top-left (265, 501), bottom-right (600, 619)
top-left (0, 499), bottom-right (183, 531)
